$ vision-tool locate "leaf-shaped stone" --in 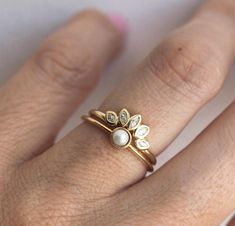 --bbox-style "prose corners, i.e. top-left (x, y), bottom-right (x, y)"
top-left (128, 114), bottom-right (141, 130)
top-left (106, 111), bottom-right (118, 125)
top-left (134, 125), bottom-right (150, 138)
top-left (135, 139), bottom-right (150, 150)
top-left (119, 109), bottom-right (130, 126)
